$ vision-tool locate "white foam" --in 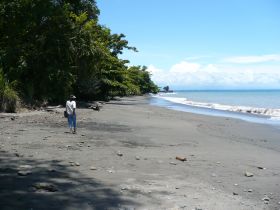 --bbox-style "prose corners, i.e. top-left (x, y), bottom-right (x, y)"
top-left (154, 95), bottom-right (280, 119)
top-left (157, 92), bottom-right (177, 96)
